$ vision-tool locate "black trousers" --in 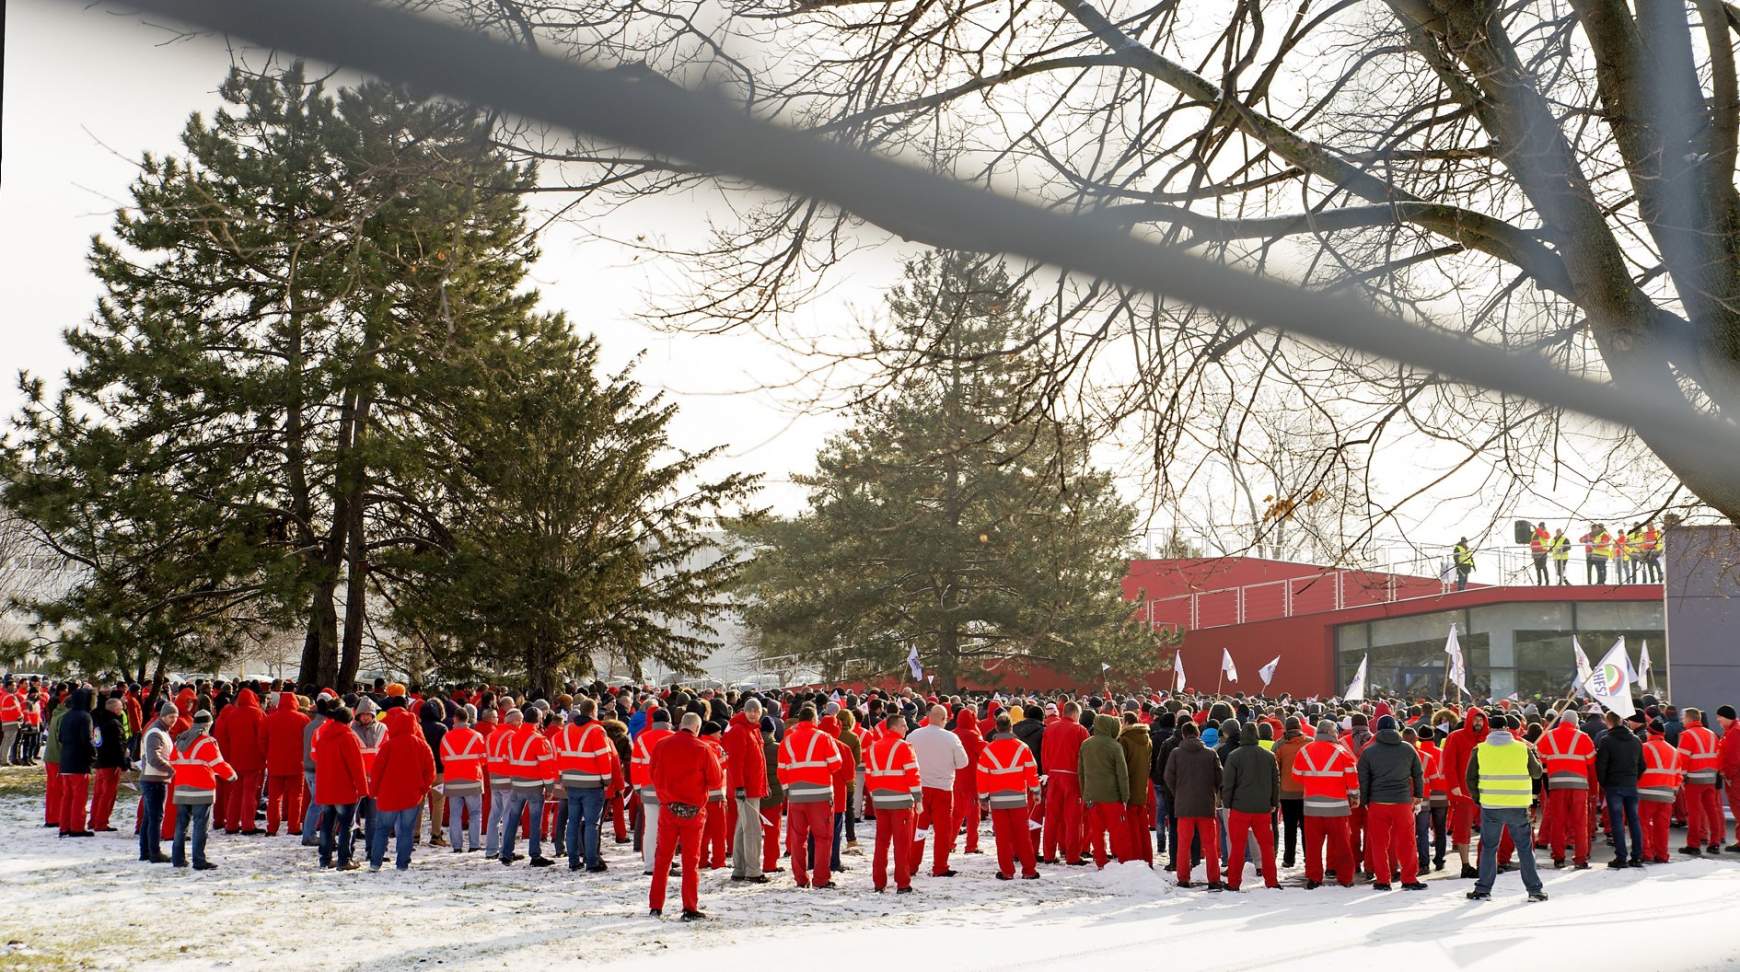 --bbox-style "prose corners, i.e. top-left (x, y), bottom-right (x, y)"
top-left (1280, 798), bottom-right (1304, 866)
